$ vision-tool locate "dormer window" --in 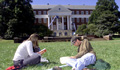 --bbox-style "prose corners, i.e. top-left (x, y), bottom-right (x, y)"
top-left (59, 8), bottom-right (61, 10)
